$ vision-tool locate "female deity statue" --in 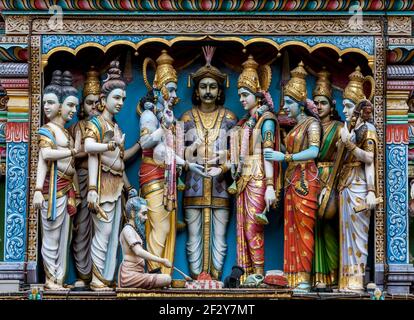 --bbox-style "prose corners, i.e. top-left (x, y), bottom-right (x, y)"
top-left (338, 66), bottom-right (377, 292)
top-left (33, 70), bottom-right (81, 290)
top-left (231, 55), bottom-right (282, 280)
top-left (69, 66), bottom-right (101, 288)
top-left (84, 60), bottom-right (140, 290)
top-left (312, 68), bottom-right (343, 287)
top-left (264, 61), bottom-right (321, 292)
top-left (138, 50), bottom-right (205, 274)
